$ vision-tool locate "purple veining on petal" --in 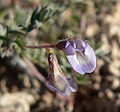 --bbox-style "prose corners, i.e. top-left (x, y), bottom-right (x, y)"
top-left (81, 42), bottom-right (96, 73)
top-left (48, 53), bottom-right (78, 96)
top-left (65, 39), bottom-right (96, 74)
